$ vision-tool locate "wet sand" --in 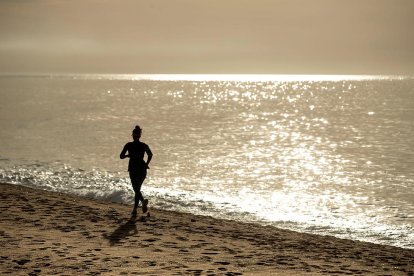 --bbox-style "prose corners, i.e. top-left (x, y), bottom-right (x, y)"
top-left (1, 183), bottom-right (413, 275)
